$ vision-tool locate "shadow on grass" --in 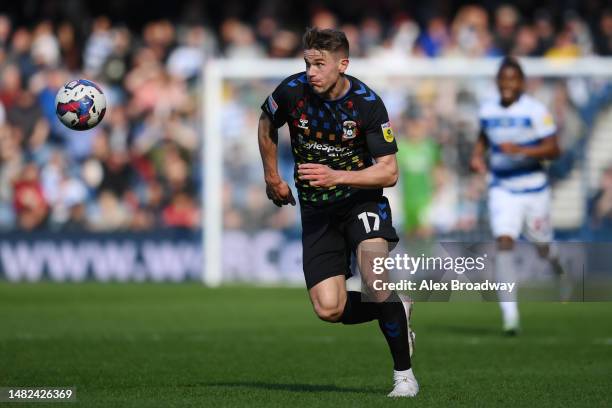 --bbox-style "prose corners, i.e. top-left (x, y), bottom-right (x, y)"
top-left (201, 381), bottom-right (382, 394)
